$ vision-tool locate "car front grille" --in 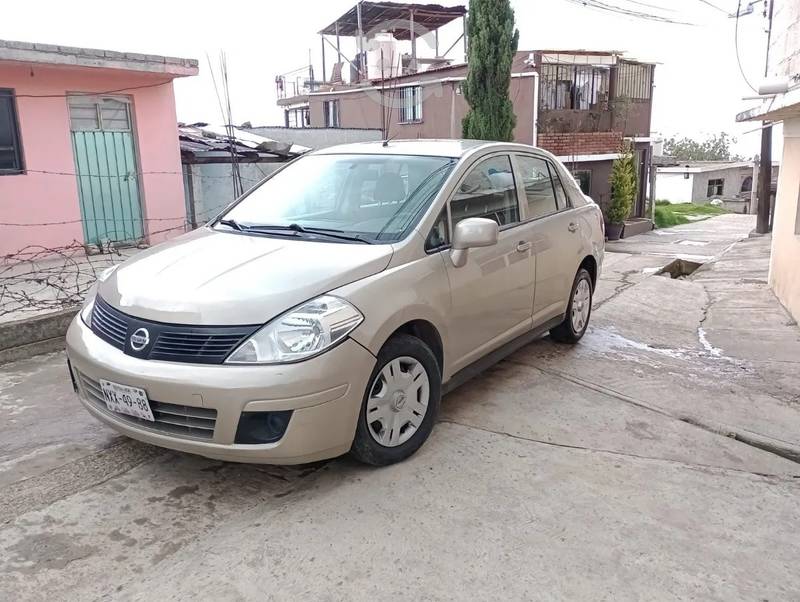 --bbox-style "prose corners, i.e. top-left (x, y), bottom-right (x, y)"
top-left (89, 296), bottom-right (259, 364)
top-left (77, 371), bottom-right (218, 440)
top-left (91, 297), bottom-right (128, 349)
